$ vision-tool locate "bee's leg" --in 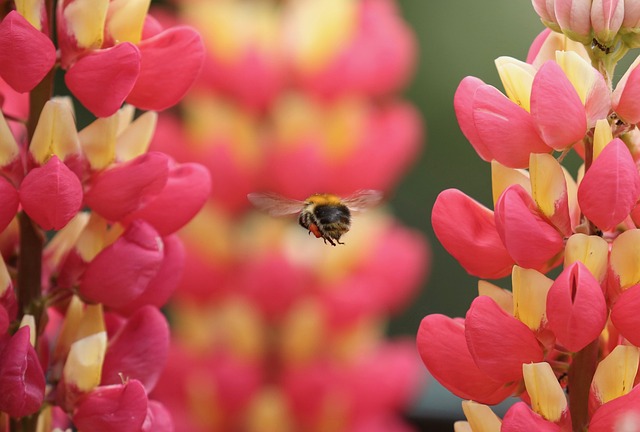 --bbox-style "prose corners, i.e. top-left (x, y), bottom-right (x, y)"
top-left (336, 239), bottom-right (345, 245)
top-left (324, 236), bottom-right (336, 246)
